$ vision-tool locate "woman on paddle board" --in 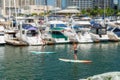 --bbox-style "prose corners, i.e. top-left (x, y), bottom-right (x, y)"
top-left (73, 42), bottom-right (78, 60)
